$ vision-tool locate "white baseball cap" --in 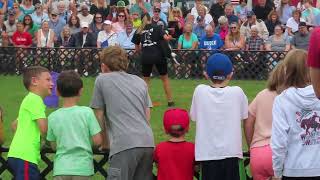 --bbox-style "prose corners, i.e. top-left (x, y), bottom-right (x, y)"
top-left (103, 20), bottom-right (112, 25)
top-left (80, 22), bottom-right (89, 28)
